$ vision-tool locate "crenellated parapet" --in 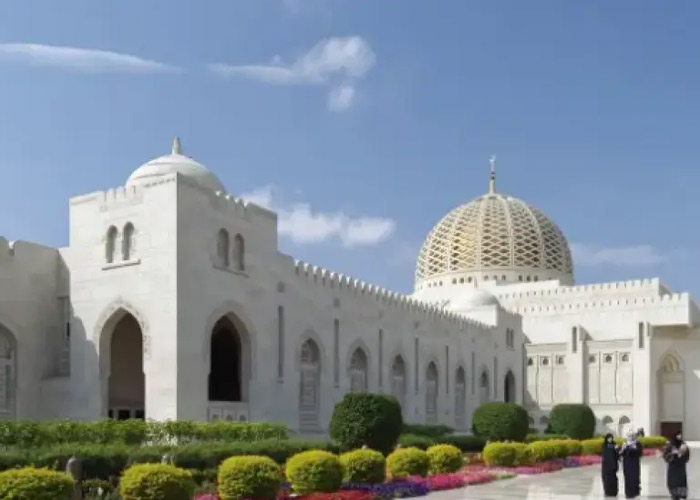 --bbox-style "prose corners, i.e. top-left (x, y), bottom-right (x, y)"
top-left (0, 236), bottom-right (59, 267)
top-left (495, 278), bottom-right (664, 302)
top-left (292, 259), bottom-right (491, 331)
